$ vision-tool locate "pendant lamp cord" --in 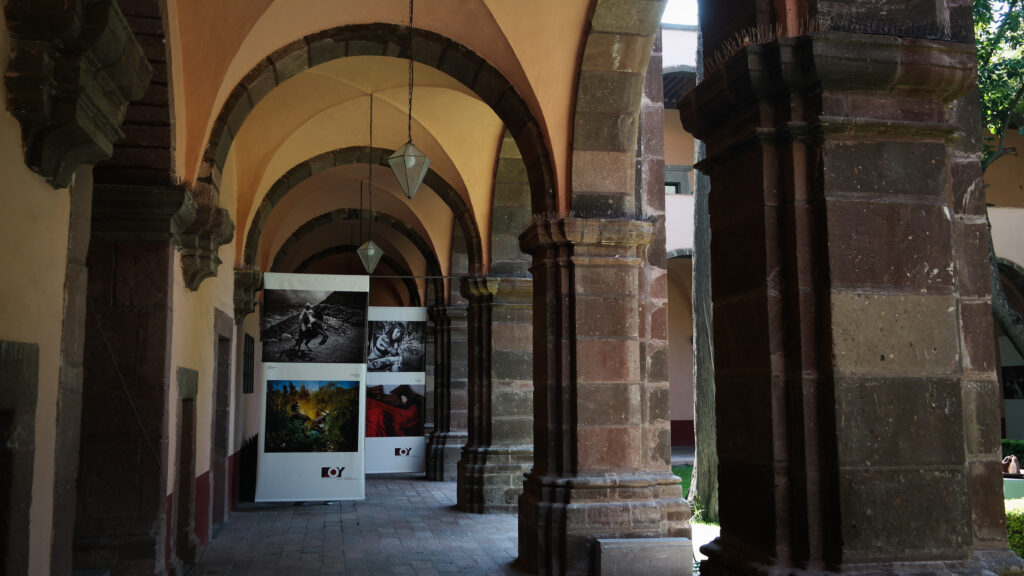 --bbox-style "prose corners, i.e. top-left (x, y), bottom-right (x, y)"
top-left (407, 0), bottom-right (414, 142)
top-left (369, 93), bottom-right (374, 241)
